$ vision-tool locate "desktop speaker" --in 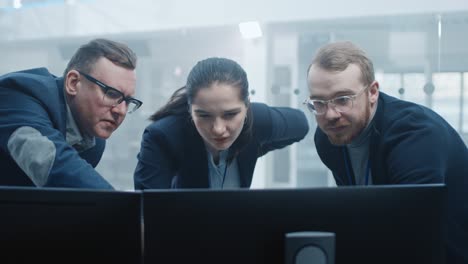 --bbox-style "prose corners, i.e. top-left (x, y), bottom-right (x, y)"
top-left (285, 231), bottom-right (335, 264)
